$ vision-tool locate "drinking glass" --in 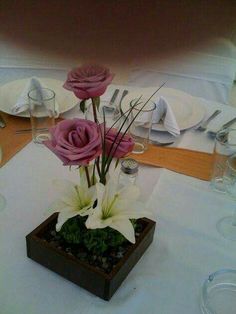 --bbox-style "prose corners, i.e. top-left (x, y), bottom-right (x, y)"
top-left (0, 146), bottom-right (6, 210)
top-left (28, 88), bottom-right (56, 144)
top-left (216, 153), bottom-right (236, 240)
top-left (129, 99), bottom-right (156, 154)
top-left (210, 128), bottom-right (236, 192)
